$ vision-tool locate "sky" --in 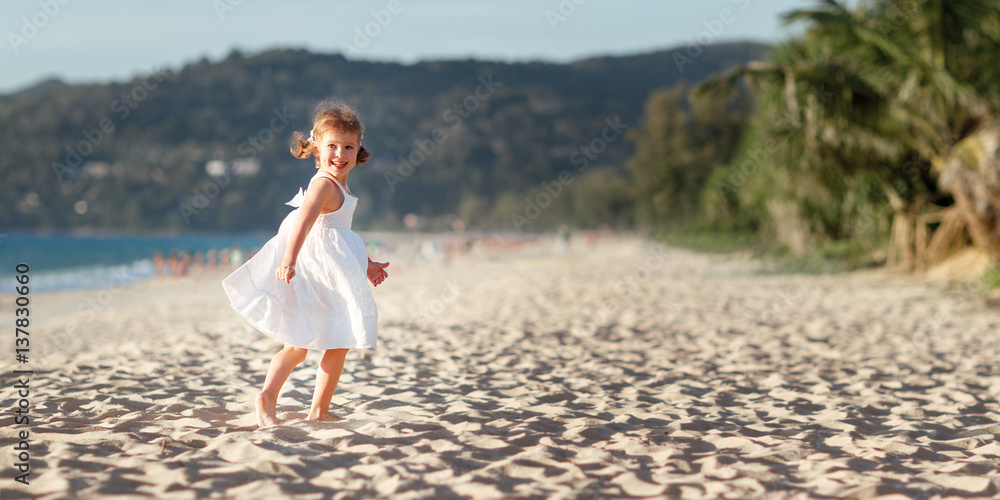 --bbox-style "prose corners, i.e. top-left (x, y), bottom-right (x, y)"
top-left (0, 0), bottom-right (860, 94)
